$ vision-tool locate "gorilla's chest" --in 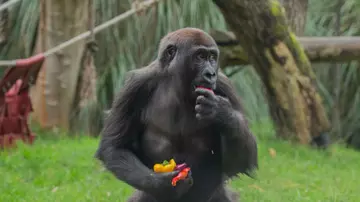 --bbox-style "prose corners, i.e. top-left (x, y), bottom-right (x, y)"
top-left (141, 125), bottom-right (216, 165)
top-left (141, 98), bottom-right (217, 165)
